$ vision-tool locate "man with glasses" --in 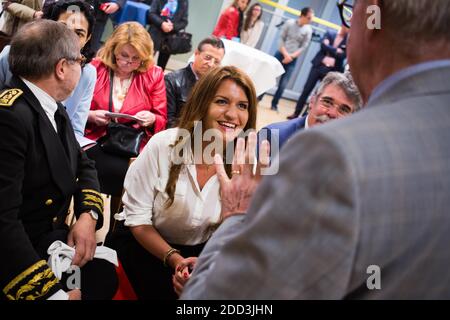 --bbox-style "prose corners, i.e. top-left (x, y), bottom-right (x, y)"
top-left (270, 7), bottom-right (314, 112)
top-left (165, 36), bottom-right (225, 128)
top-left (0, 20), bottom-right (117, 300)
top-left (181, 0), bottom-right (450, 299)
top-left (0, 0), bottom-right (98, 147)
top-left (287, 25), bottom-right (349, 120)
top-left (259, 71), bottom-right (361, 160)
